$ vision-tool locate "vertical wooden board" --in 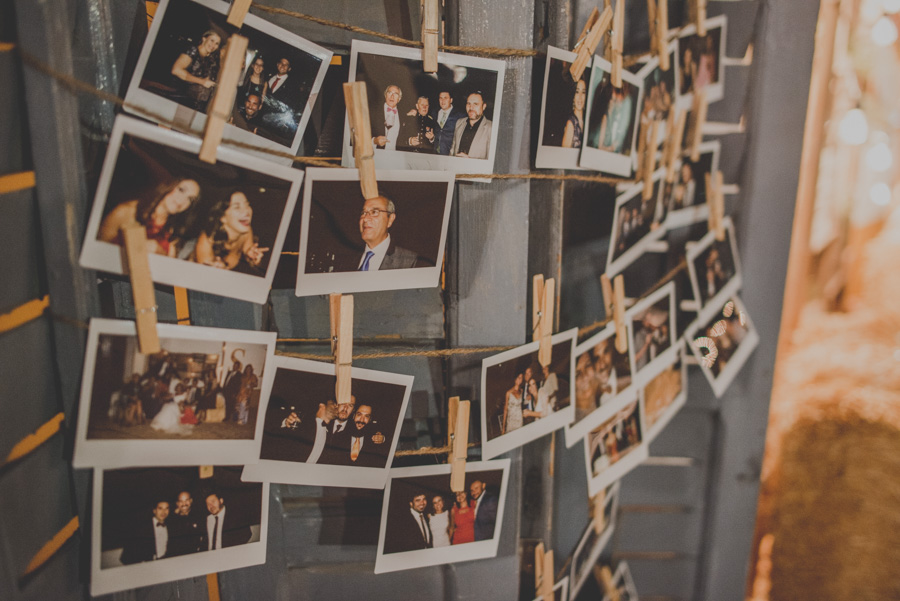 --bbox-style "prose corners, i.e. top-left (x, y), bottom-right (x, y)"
top-left (0, 189), bottom-right (43, 311)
